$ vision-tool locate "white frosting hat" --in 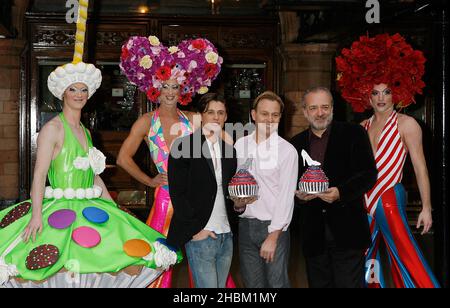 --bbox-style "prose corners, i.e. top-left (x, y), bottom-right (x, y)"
top-left (47, 62), bottom-right (102, 100)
